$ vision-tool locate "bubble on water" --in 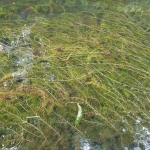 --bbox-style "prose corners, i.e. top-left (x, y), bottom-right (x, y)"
top-left (50, 75), bottom-right (56, 81)
top-left (3, 82), bottom-right (7, 88)
top-left (122, 128), bottom-right (126, 133)
top-left (135, 117), bottom-right (141, 124)
top-left (2, 135), bottom-right (5, 138)
top-left (0, 43), bottom-right (4, 52)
